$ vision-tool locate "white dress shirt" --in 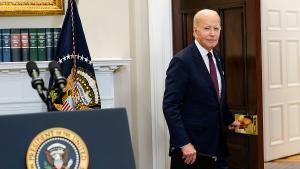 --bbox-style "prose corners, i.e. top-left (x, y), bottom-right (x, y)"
top-left (195, 40), bottom-right (222, 97)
